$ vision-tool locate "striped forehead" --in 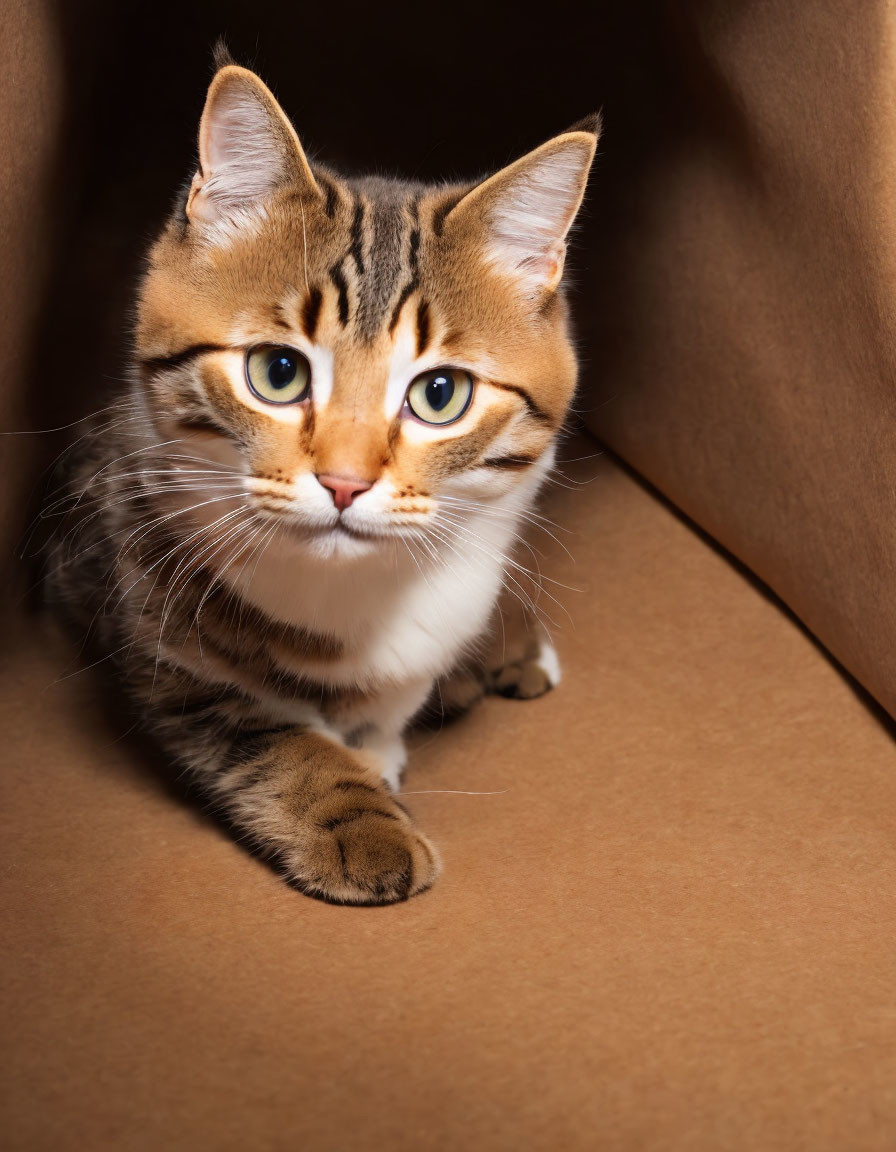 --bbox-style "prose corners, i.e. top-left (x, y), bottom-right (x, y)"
top-left (275, 174), bottom-right (454, 418)
top-left (317, 291), bottom-right (432, 420)
top-left (318, 175), bottom-right (423, 343)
